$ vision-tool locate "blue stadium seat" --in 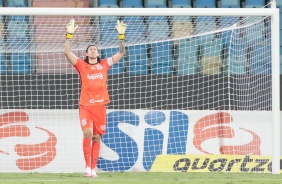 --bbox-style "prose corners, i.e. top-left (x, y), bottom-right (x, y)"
top-left (0, 53), bottom-right (6, 74)
top-left (100, 16), bottom-right (118, 22)
top-left (0, 38), bottom-right (4, 48)
top-left (178, 37), bottom-right (199, 48)
top-left (0, 0), bottom-right (3, 6)
top-left (98, 0), bottom-right (119, 7)
top-left (280, 30), bottom-right (282, 48)
top-left (99, 20), bottom-right (118, 43)
top-left (107, 63), bottom-right (124, 74)
top-left (7, 15), bottom-right (27, 22)
top-left (221, 29), bottom-right (245, 49)
top-left (197, 34), bottom-right (219, 47)
top-left (220, 0), bottom-right (241, 8)
top-left (4, 0), bottom-right (28, 7)
top-left (218, 16), bottom-right (240, 29)
top-left (195, 17), bottom-right (217, 35)
top-left (177, 62), bottom-right (197, 75)
top-left (242, 16), bottom-right (266, 46)
top-left (251, 63), bottom-right (271, 75)
top-left (98, 0), bottom-right (119, 21)
top-left (177, 38), bottom-right (199, 75)
top-left (200, 44), bottom-right (222, 57)
top-left (194, 0), bottom-right (216, 8)
top-left (229, 45), bottom-right (247, 57)
top-left (123, 16), bottom-right (146, 42)
top-left (7, 37), bottom-right (30, 49)
top-left (7, 20), bottom-right (28, 38)
top-left (244, 0), bottom-right (265, 8)
top-left (223, 44), bottom-right (247, 74)
top-left (244, 28), bottom-right (265, 46)
top-left (151, 63), bottom-right (173, 74)
top-left (219, 16), bottom-right (242, 48)
top-left (277, 0), bottom-right (282, 10)
top-left (101, 47), bottom-right (124, 74)
top-left (148, 16), bottom-right (168, 22)
top-left (122, 0), bottom-right (143, 7)
top-left (224, 55), bottom-right (247, 74)
top-left (250, 45), bottom-right (271, 75)
top-left (145, 0), bottom-right (167, 8)
top-left (10, 53), bottom-right (31, 74)
top-left (171, 15), bottom-right (192, 22)
top-left (147, 17), bottom-right (169, 41)
top-left (11, 53), bottom-right (31, 64)
top-left (12, 64), bottom-right (30, 74)
top-left (171, 0), bottom-right (192, 8)
top-left (280, 47), bottom-right (282, 61)
top-left (279, 12), bottom-right (282, 28)
top-left (151, 41), bottom-right (174, 74)
top-left (127, 44), bottom-right (149, 75)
